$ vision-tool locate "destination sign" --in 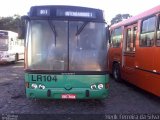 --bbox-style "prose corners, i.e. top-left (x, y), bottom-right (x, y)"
top-left (56, 9), bottom-right (96, 18)
top-left (64, 11), bottom-right (94, 18)
top-left (37, 8), bottom-right (50, 16)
